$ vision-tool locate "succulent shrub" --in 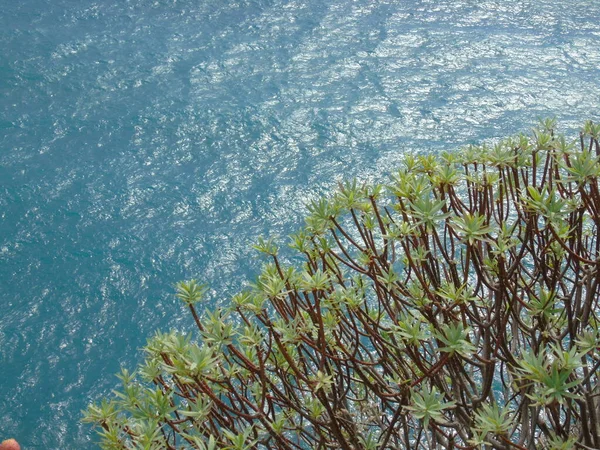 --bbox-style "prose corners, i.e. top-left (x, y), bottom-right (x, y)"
top-left (84, 120), bottom-right (600, 449)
